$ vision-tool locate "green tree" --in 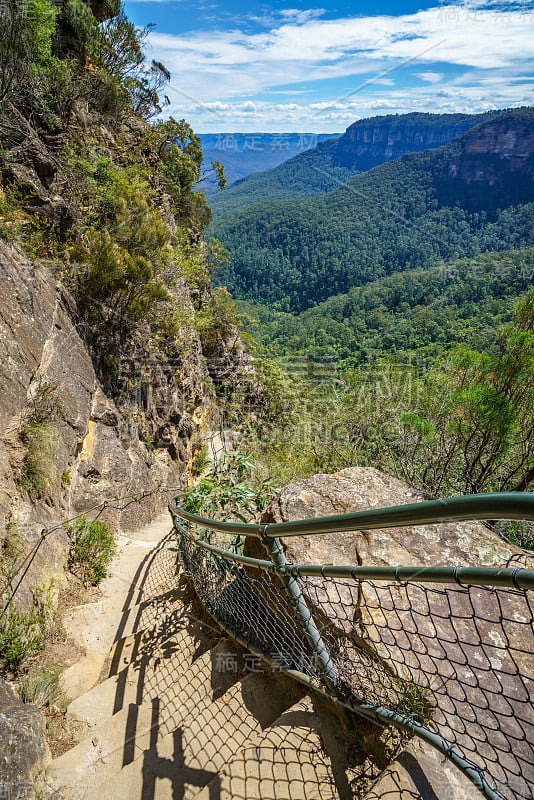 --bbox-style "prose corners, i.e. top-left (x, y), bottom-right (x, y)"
top-left (90, 9), bottom-right (170, 118)
top-left (70, 182), bottom-right (170, 361)
top-left (0, 0), bottom-right (59, 113)
top-left (388, 289), bottom-right (534, 494)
